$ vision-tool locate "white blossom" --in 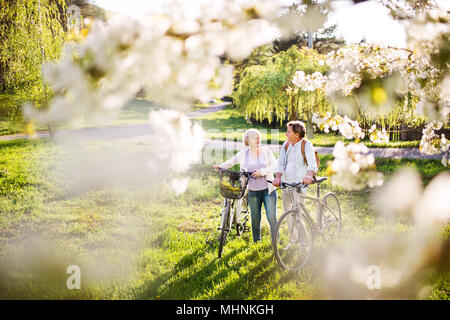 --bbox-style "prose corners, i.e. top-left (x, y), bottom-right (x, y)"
top-left (369, 125), bottom-right (390, 144)
top-left (442, 154), bottom-right (449, 167)
top-left (372, 168), bottom-right (422, 219)
top-left (338, 116), bottom-right (365, 140)
top-left (413, 172), bottom-right (450, 227)
top-left (169, 177), bottom-right (191, 196)
top-left (311, 112), bottom-right (343, 133)
top-left (147, 109), bottom-right (204, 174)
top-left (26, 0), bottom-right (283, 125)
top-left (419, 121), bottom-right (444, 155)
top-left (330, 141), bottom-right (382, 191)
top-left (311, 113), bottom-right (365, 141)
top-left (292, 70), bottom-right (327, 92)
